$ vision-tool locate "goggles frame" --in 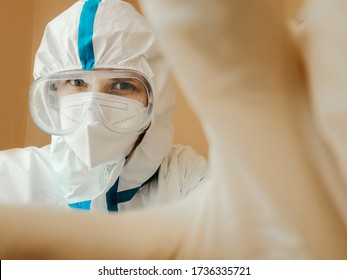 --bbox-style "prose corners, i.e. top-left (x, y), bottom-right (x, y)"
top-left (29, 69), bottom-right (154, 135)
